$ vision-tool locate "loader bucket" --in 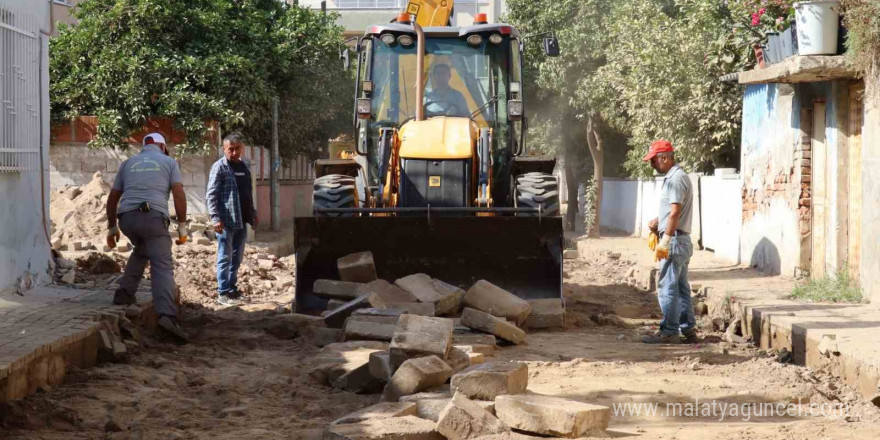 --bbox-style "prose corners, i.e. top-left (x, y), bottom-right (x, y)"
top-left (293, 216), bottom-right (563, 313)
